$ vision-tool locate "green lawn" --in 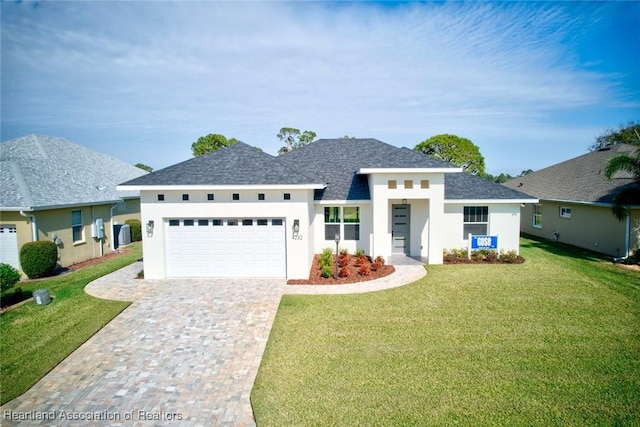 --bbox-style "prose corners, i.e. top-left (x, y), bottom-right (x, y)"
top-left (252, 238), bottom-right (640, 426)
top-left (0, 243), bottom-right (142, 404)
